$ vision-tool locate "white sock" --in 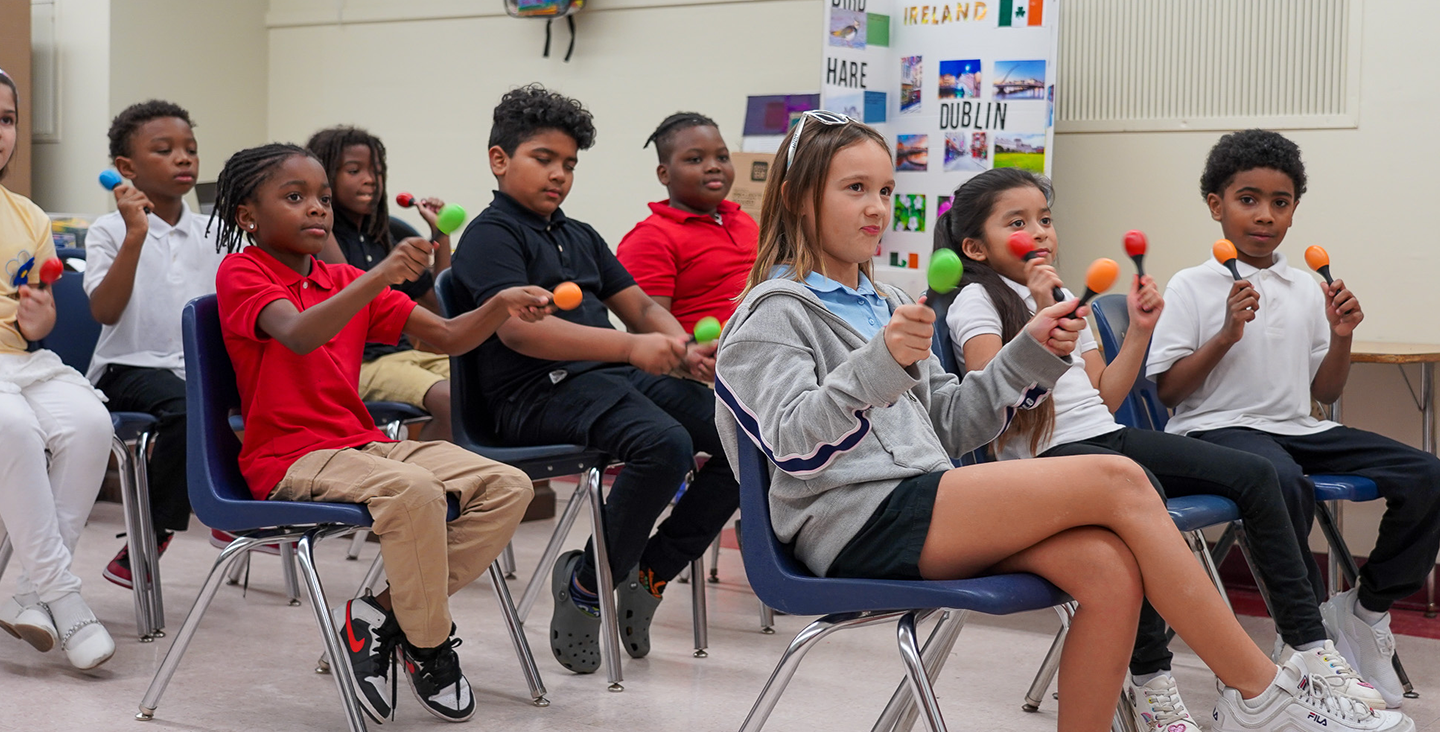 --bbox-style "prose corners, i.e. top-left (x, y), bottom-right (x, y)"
top-left (1132, 670), bottom-right (1171, 686)
top-left (1241, 665), bottom-right (1284, 703)
top-left (1296, 640), bottom-right (1327, 652)
top-left (1354, 602), bottom-right (1387, 626)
